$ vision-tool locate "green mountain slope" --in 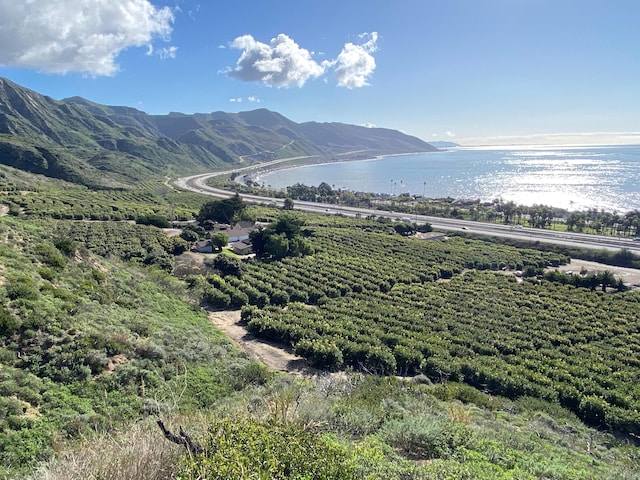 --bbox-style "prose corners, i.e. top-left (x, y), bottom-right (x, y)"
top-left (0, 78), bottom-right (436, 188)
